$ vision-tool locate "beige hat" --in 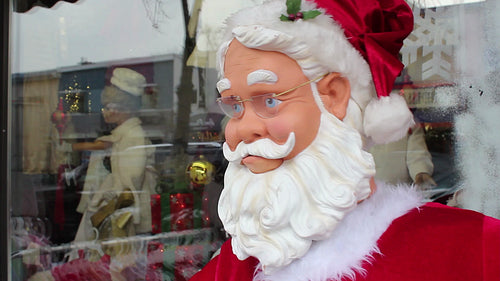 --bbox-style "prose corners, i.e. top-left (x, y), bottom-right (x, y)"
top-left (110, 68), bottom-right (146, 96)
